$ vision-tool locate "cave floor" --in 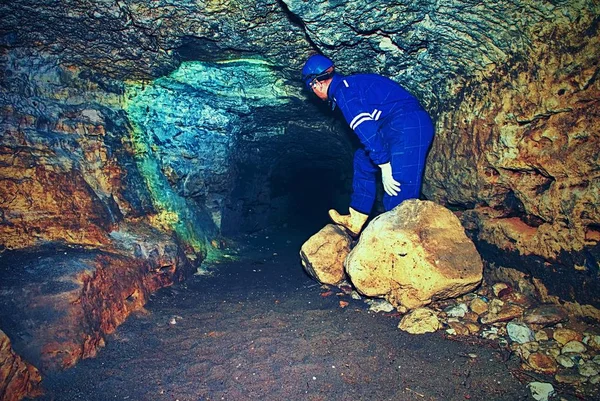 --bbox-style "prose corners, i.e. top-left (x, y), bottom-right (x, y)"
top-left (38, 226), bottom-right (532, 401)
